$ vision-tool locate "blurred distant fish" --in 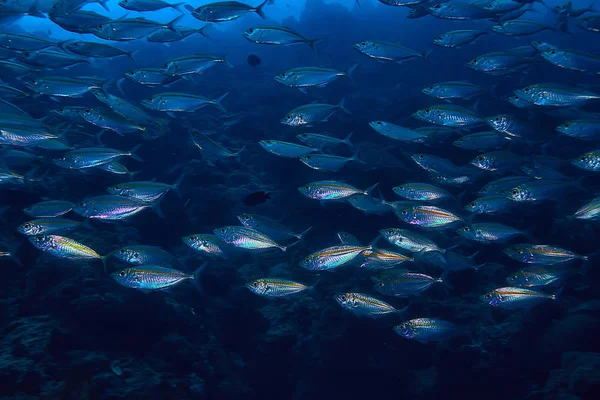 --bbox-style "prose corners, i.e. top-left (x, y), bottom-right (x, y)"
top-left (161, 54), bottom-right (233, 77)
top-left (457, 222), bottom-right (531, 243)
top-left (506, 265), bottom-right (572, 287)
top-left (25, 76), bottom-right (103, 98)
top-left (185, 0), bottom-right (271, 22)
top-left (244, 191), bottom-right (271, 206)
top-left (422, 81), bottom-right (483, 100)
top-left (60, 40), bottom-right (136, 61)
top-left (428, 2), bottom-right (494, 20)
top-left (238, 213), bottom-right (311, 240)
top-left (119, 0), bottom-right (184, 12)
top-left (92, 15), bottom-right (183, 41)
top-left (492, 20), bottom-right (556, 36)
top-left (296, 132), bottom-right (354, 149)
top-left (17, 218), bottom-right (82, 236)
top-left (259, 140), bottom-right (317, 158)
top-left (556, 119), bottom-right (600, 140)
top-left (124, 68), bottom-right (181, 86)
top-left (373, 272), bottom-right (445, 297)
top-left (109, 245), bottom-right (178, 266)
top-left (433, 29), bottom-right (487, 48)
top-left (572, 196), bottom-right (600, 220)
top-left (504, 244), bottom-right (588, 264)
top-left (247, 54), bottom-right (261, 67)
top-left (24, 200), bottom-right (74, 218)
top-left (299, 153), bottom-right (361, 171)
top-left (369, 121), bottom-right (428, 142)
top-left (53, 145), bottom-right (142, 169)
top-left (0, 33), bottom-right (57, 51)
top-left (142, 92), bottom-right (229, 114)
